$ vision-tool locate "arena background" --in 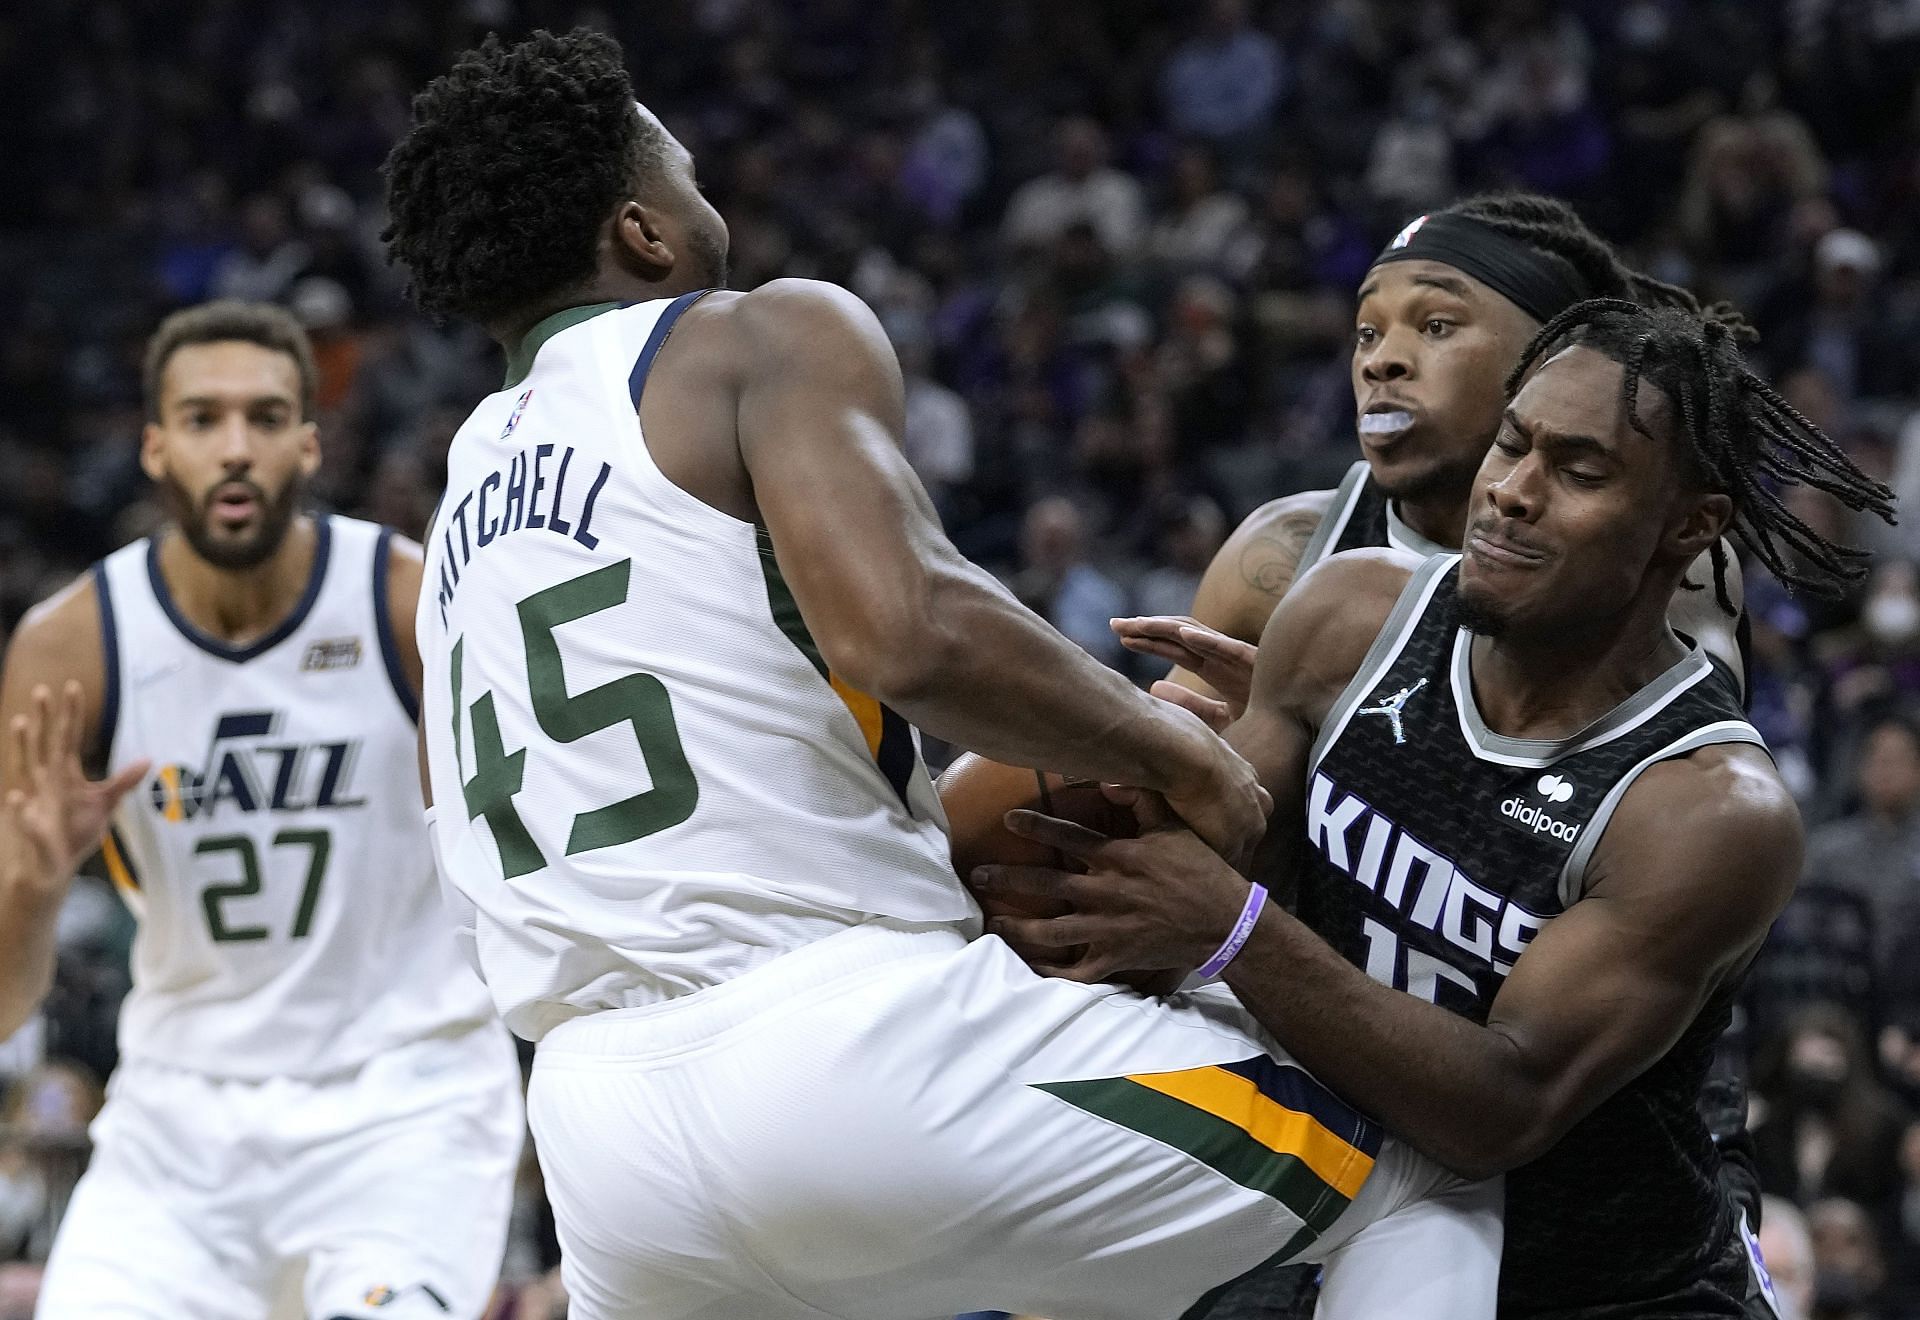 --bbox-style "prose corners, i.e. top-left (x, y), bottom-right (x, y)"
top-left (2, 1), bottom-right (1919, 1317)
